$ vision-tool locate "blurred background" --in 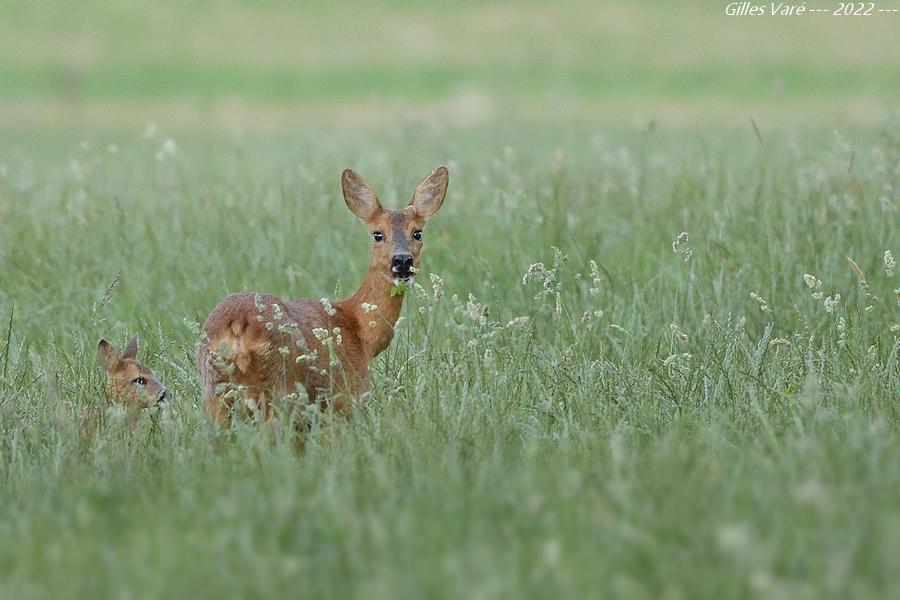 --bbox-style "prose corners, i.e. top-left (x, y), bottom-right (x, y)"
top-left (1, 0), bottom-right (898, 137)
top-left (1, 3), bottom-right (899, 597)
